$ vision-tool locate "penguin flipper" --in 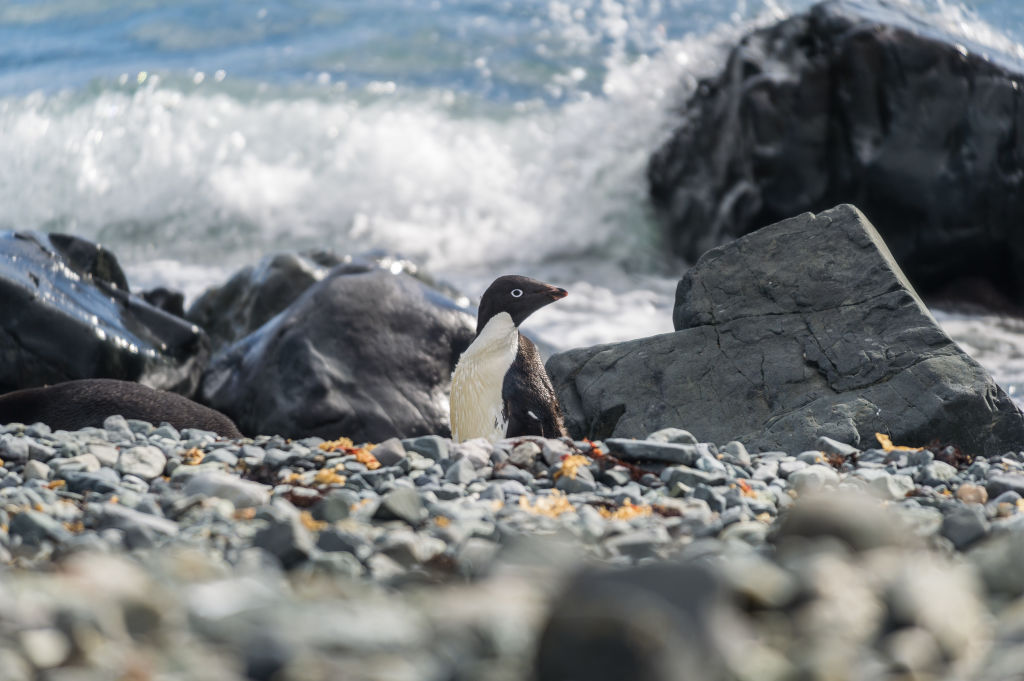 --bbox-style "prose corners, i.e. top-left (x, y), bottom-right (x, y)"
top-left (502, 334), bottom-right (567, 439)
